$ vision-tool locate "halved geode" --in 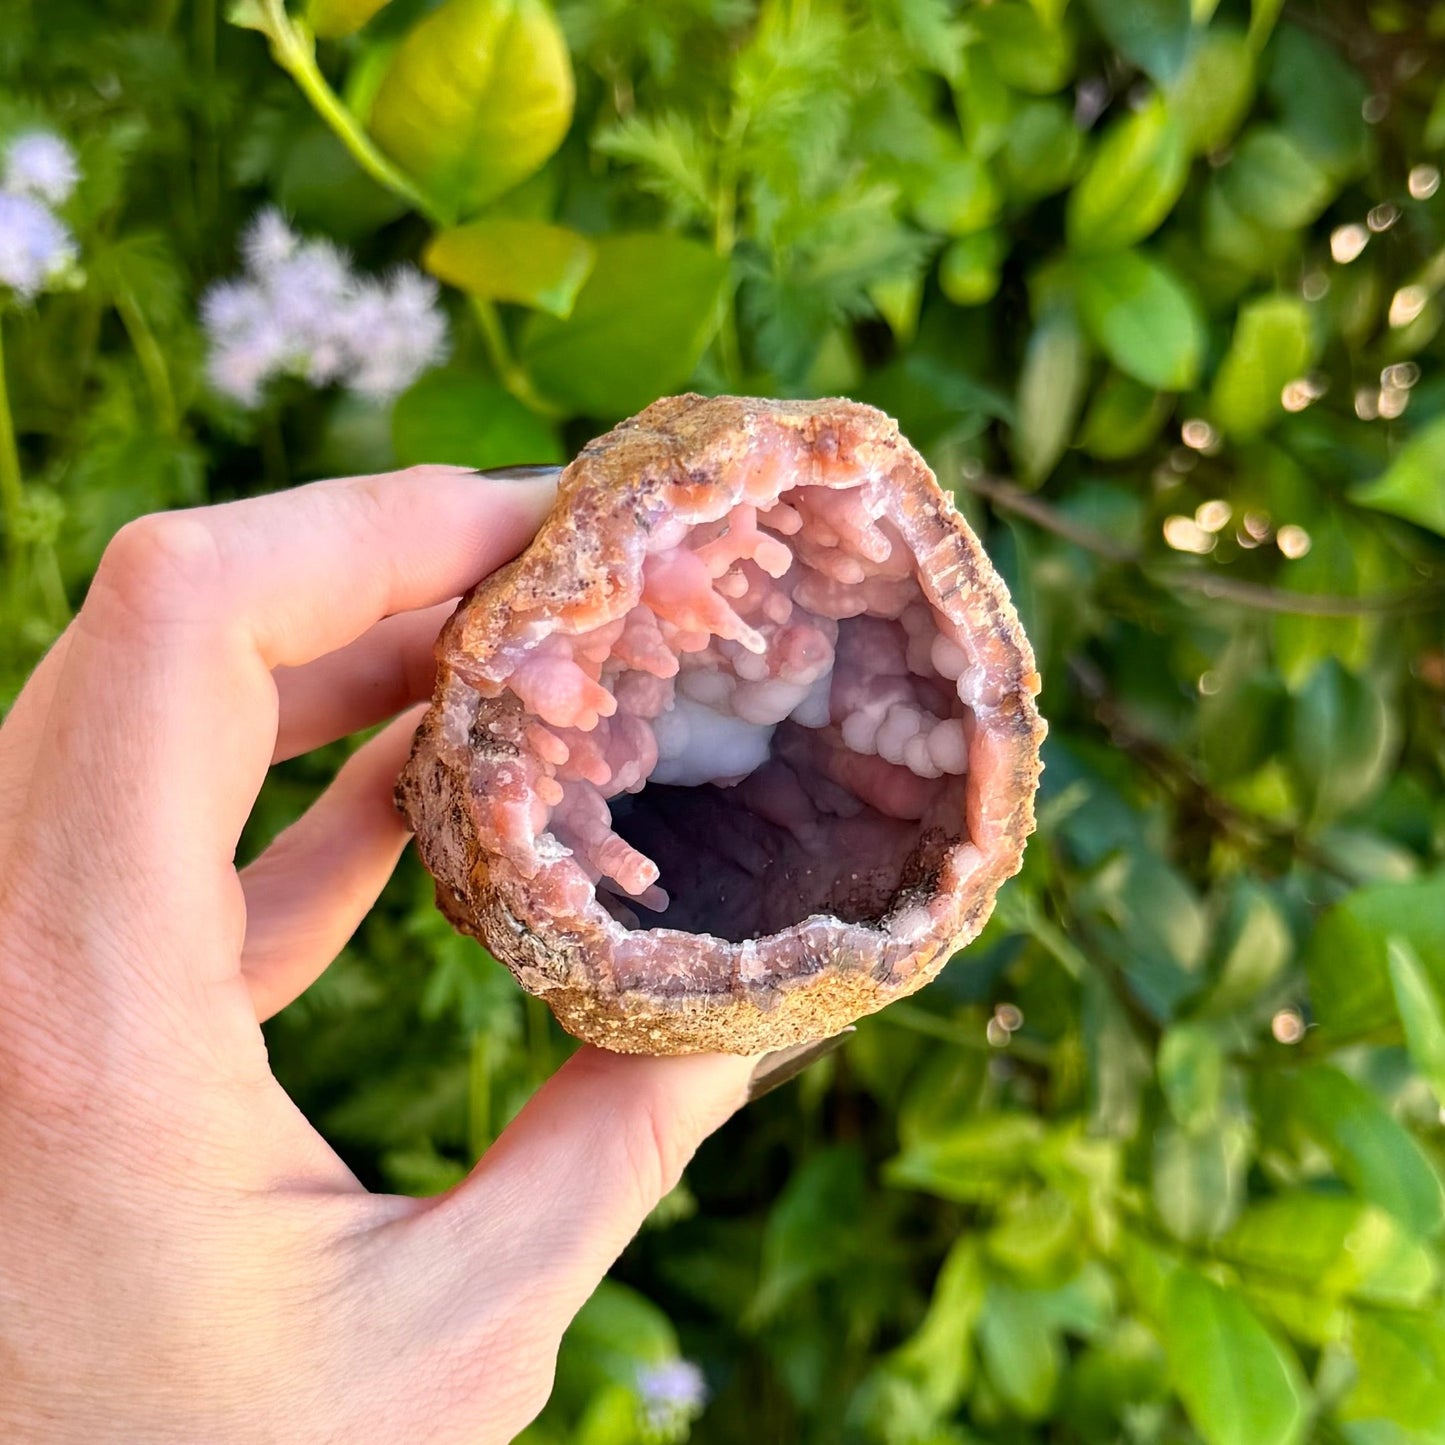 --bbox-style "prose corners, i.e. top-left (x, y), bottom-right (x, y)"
top-left (397, 395), bottom-right (1044, 1055)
